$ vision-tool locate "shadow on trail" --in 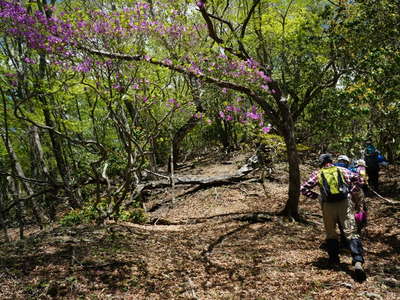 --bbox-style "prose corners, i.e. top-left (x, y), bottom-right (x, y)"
top-left (0, 225), bottom-right (155, 297)
top-left (199, 223), bottom-right (252, 274)
top-left (312, 257), bottom-right (367, 283)
top-left (150, 210), bottom-right (277, 225)
top-left (366, 231), bottom-right (400, 257)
